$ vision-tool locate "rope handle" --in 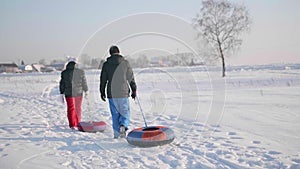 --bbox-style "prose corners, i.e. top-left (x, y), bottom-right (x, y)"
top-left (136, 96), bottom-right (148, 128)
